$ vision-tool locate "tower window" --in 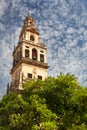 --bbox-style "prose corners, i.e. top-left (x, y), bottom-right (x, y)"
top-left (28, 73), bottom-right (32, 79)
top-left (38, 75), bottom-right (42, 80)
top-left (18, 51), bottom-right (21, 61)
top-left (24, 32), bottom-right (26, 39)
top-left (40, 54), bottom-right (44, 62)
top-left (13, 58), bottom-right (15, 66)
top-left (25, 46), bottom-right (29, 48)
top-left (40, 50), bottom-right (44, 53)
top-left (32, 48), bottom-right (37, 60)
top-left (28, 20), bottom-right (33, 26)
top-left (30, 35), bottom-right (34, 41)
top-left (30, 21), bottom-right (32, 24)
top-left (20, 49), bottom-right (22, 59)
top-left (25, 49), bottom-right (29, 58)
